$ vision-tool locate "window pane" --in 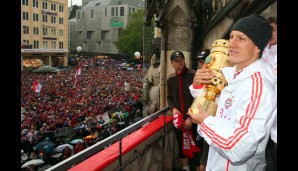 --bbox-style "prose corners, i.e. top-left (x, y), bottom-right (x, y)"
top-left (120, 7), bottom-right (124, 16)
